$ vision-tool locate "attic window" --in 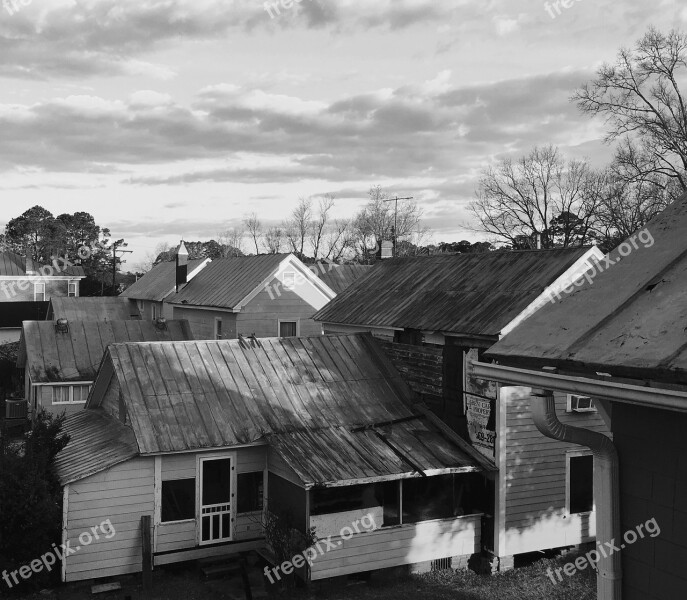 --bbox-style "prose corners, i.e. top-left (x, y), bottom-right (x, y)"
top-left (282, 271), bottom-right (296, 289)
